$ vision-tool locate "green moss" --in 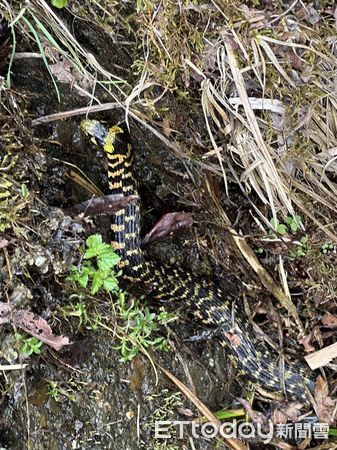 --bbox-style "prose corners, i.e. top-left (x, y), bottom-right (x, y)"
top-left (131, 0), bottom-right (209, 88)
